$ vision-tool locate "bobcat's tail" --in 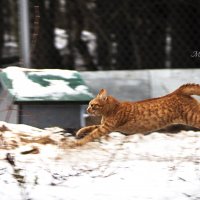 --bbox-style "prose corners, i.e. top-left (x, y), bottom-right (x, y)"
top-left (175, 83), bottom-right (200, 96)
